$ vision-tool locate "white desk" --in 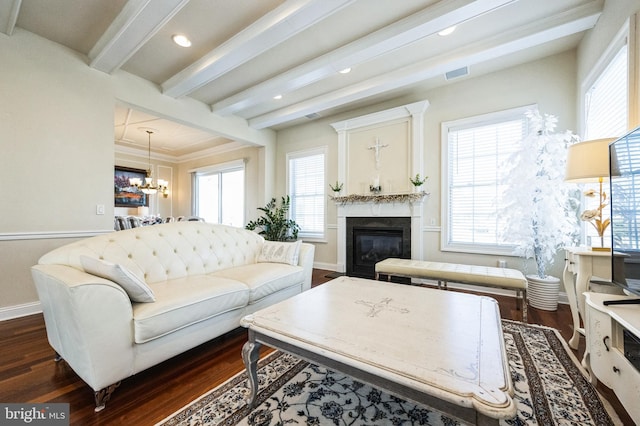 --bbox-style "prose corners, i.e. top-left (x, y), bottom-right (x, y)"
top-left (584, 293), bottom-right (640, 424)
top-left (563, 248), bottom-right (622, 349)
